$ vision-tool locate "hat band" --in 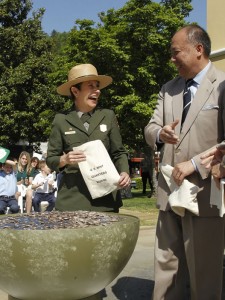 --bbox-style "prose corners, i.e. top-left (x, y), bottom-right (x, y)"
top-left (70, 74), bottom-right (98, 81)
